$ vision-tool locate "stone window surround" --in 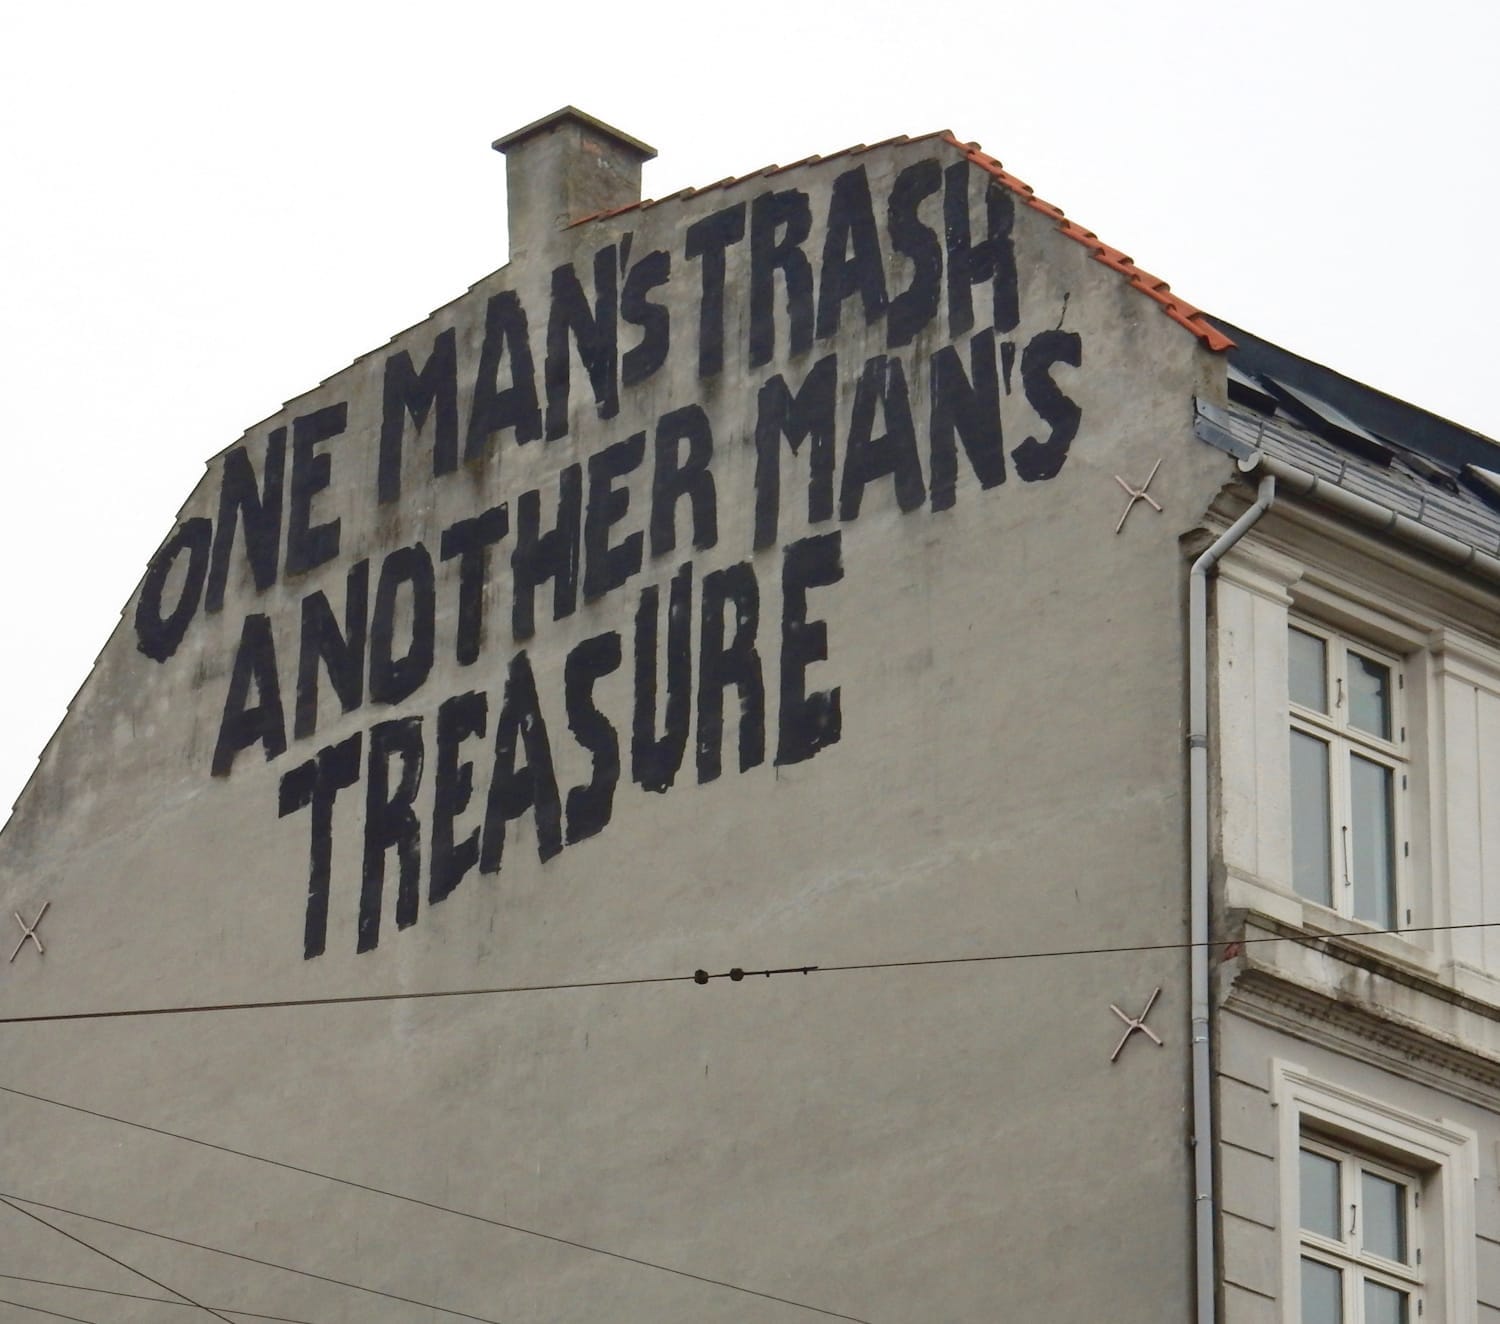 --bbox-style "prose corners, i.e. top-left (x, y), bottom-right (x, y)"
top-left (1214, 525), bottom-right (1500, 1004)
top-left (1273, 1059), bottom-right (1478, 1324)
